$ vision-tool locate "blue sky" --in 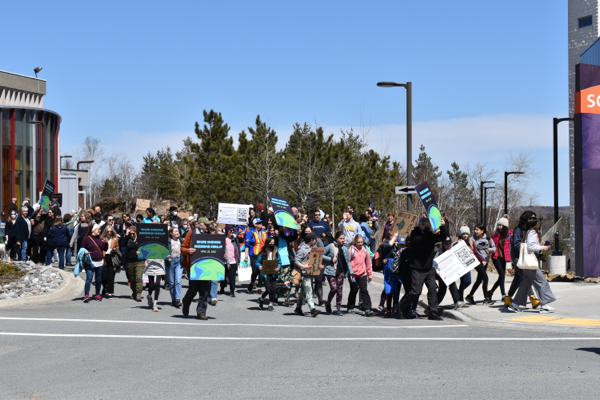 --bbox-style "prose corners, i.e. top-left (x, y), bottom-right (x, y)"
top-left (3, 0), bottom-right (569, 205)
